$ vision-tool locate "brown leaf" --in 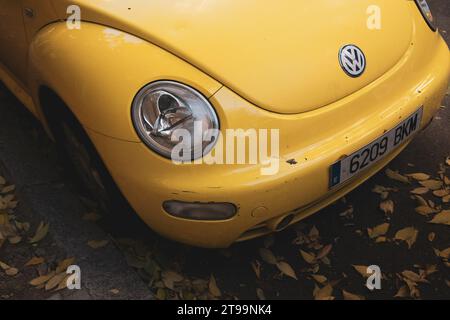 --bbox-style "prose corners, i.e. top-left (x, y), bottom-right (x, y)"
top-left (316, 244), bottom-right (333, 260)
top-left (311, 274), bottom-right (327, 284)
top-left (368, 223), bottom-right (389, 239)
top-left (82, 212), bottom-right (102, 222)
top-left (8, 236), bottom-right (21, 244)
top-left (87, 239), bottom-right (109, 249)
top-left (0, 176), bottom-right (5, 185)
top-left (420, 180), bottom-right (443, 191)
top-left (380, 200), bottom-right (394, 215)
top-left (29, 222), bottom-right (49, 244)
top-left (259, 248), bottom-right (277, 265)
top-left (251, 260), bottom-right (261, 279)
top-left (352, 265), bottom-right (370, 278)
top-left (209, 274), bottom-right (221, 297)
top-left (428, 210), bottom-right (450, 225)
top-left (394, 227), bottom-right (418, 249)
top-left (162, 270), bottom-right (184, 290)
top-left (410, 187), bottom-right (429, 195)
top-left (25, 256), bottom-right (45, 267)
top-left (300, 250), bottom-right (316, 264)
top-left (428, 232), bottom-right (436, 242)
top-left (56, 257), bottom-right (76, 274)
top-left (45, 273), bottom-right (67, 291)
top-left (276, 261), bottom-right (298, 280)
top-left (394, 285), bottom-right (409, 298)
top-left (433, 189), bottom-right (449, 197)
top-left (314, 284), bottom-right (334, 300)
top-left (386, 169), bottom-right (410, 184)
top-left (1, 185), bottom-right (15, 194)
top-left (342, 290), bottom-right (365, 300)
top-left (5, 267), bottom-right (18, 276)
top-left (109, 288), bottom-right (120, 295)
top-left (29, 271), bottom-right (56, 286)
top-left (415, 206), bottom-right (437, 216)
top-left (406, 173), bottom-right (430, 181)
